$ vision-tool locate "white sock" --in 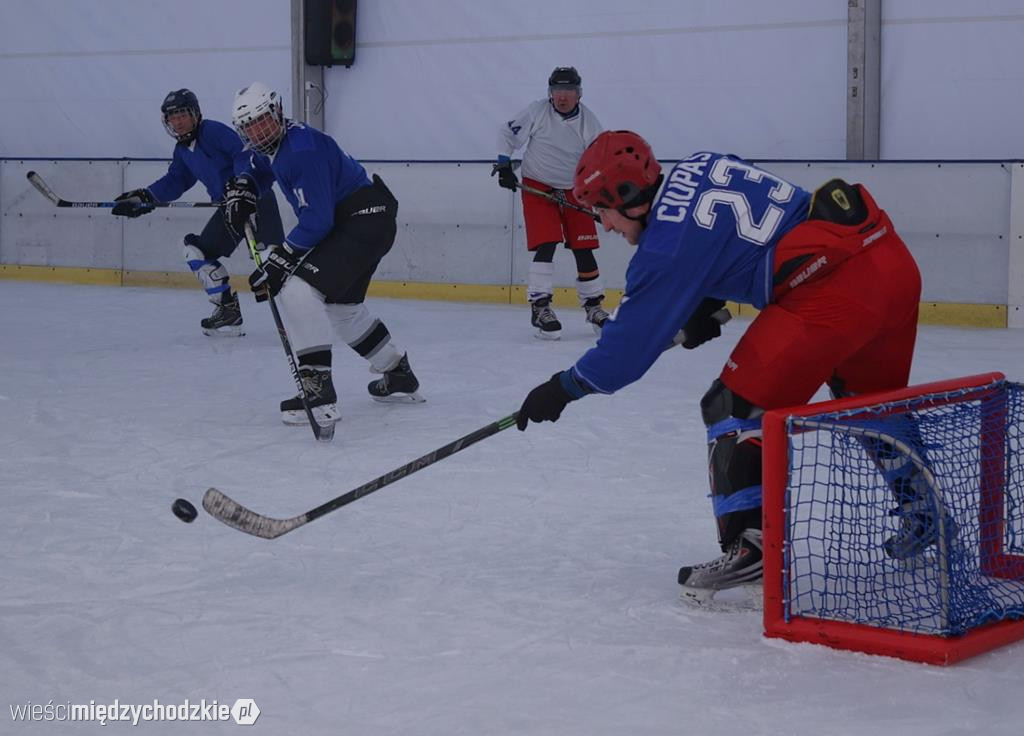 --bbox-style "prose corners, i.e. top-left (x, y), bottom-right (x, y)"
top-left (277, 277), bottom-right (331, 355)
top-left (527, 261), bottom-right (555, 302)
